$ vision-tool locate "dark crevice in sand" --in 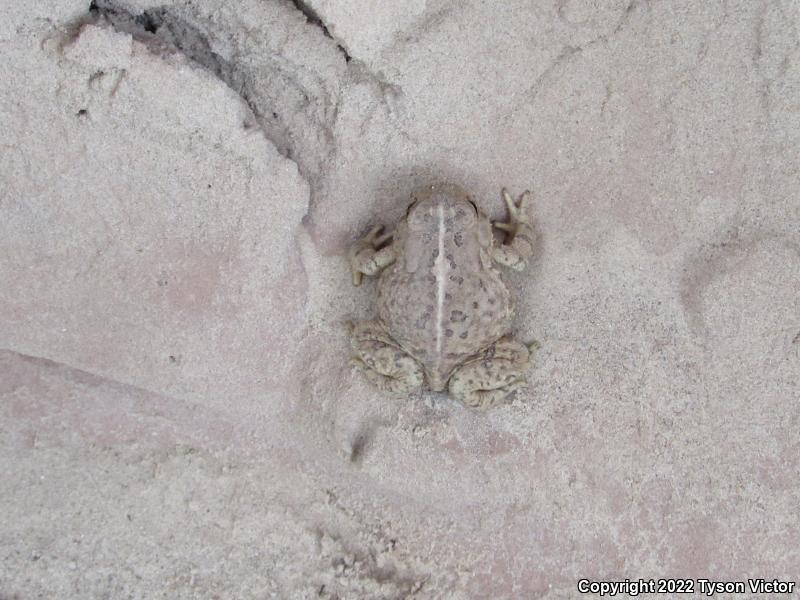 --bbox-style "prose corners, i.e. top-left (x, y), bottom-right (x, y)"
top-left (81, 0), bottom-right (346, 202)
top-left (288, 0), bottom-right (352, 62)
top-left (85, 1), bottom-right (292, 160)
top-left (68, 1), bottom-right (400, 254)
top-left (70, 0), bottom-right (384, 277)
